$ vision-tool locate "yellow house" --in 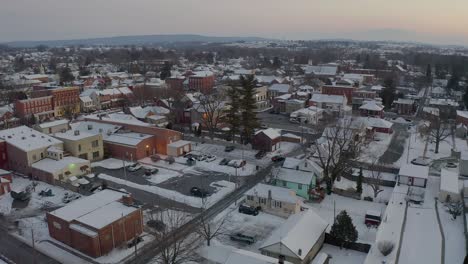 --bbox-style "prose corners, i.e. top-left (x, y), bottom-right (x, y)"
top-left (53, 130), bottom-right (104, 161)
